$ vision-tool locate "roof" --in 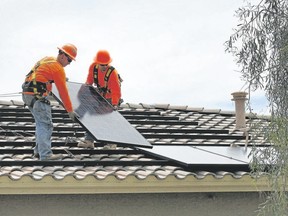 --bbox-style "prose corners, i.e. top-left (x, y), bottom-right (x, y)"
top-left (0, 100), bottom-right (271, 194)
